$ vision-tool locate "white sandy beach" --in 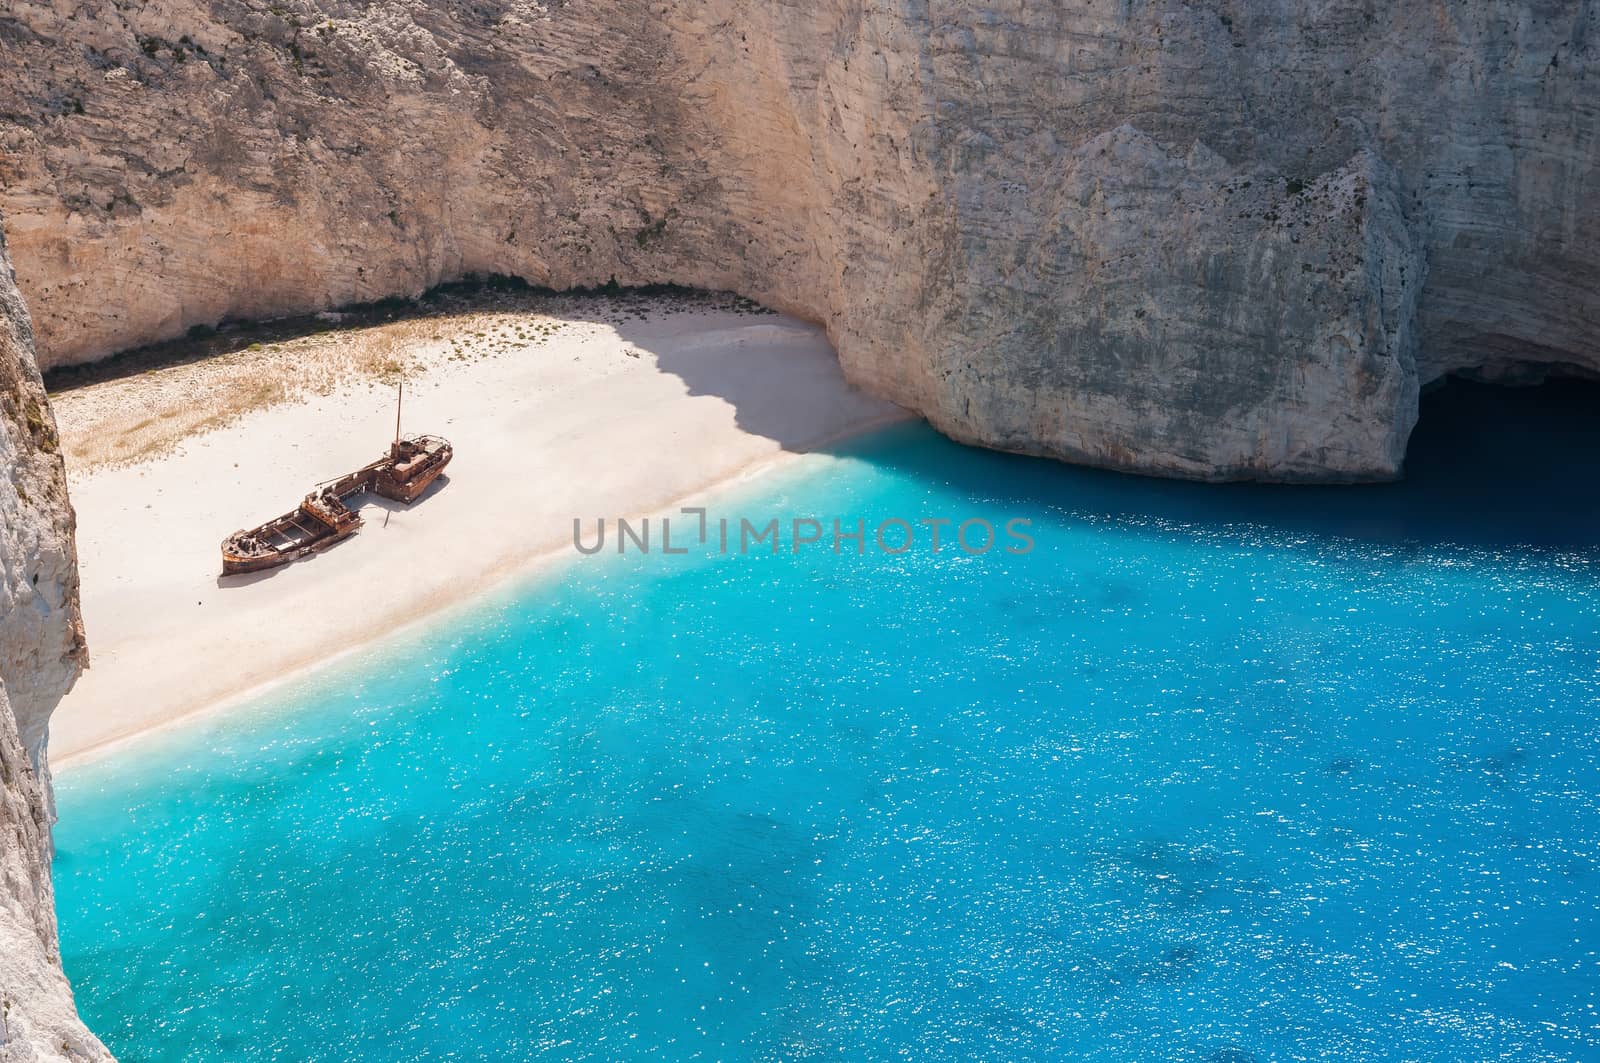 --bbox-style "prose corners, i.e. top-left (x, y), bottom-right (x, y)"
top-left (48, 295), bottom-right (904, 766)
